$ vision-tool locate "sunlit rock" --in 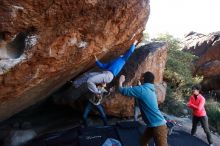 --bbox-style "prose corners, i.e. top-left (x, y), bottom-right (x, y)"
top-left (183, 31), bottom-right (220, 95)
top-left (0, 0), bottom-right (150, 121)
